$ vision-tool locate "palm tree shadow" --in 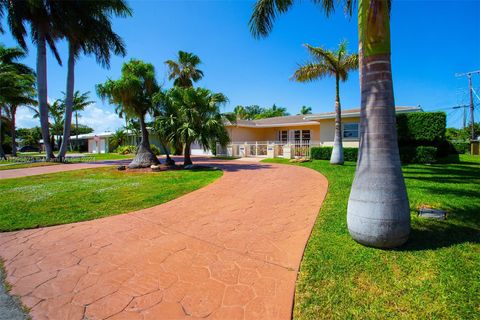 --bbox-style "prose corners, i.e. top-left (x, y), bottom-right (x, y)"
top-left (397, 219), bottom-right (479, 251)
